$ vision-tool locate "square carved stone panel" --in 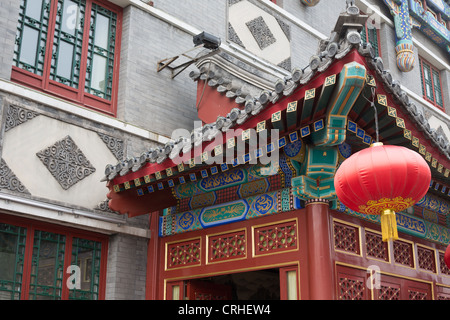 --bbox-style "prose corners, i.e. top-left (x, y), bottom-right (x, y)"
top-left (36, 136), bottom-right (96, 190)
top-left (246, 16), bottom-right (276, 50)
